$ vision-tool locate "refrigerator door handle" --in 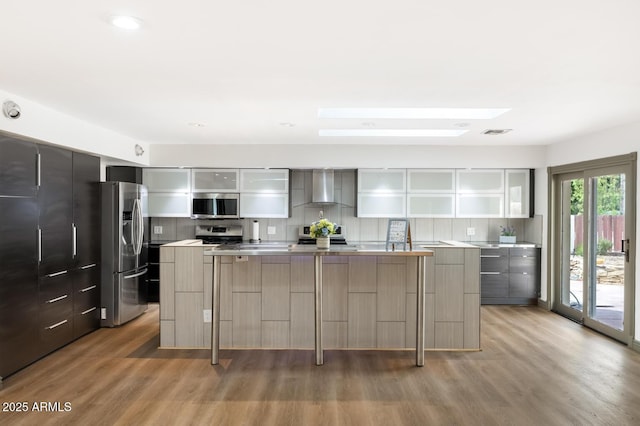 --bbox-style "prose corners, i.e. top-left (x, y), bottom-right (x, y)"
top-left (132, 198), bottom-right (144, 256)
top-left (124, 268), bottom-right (148, 280)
